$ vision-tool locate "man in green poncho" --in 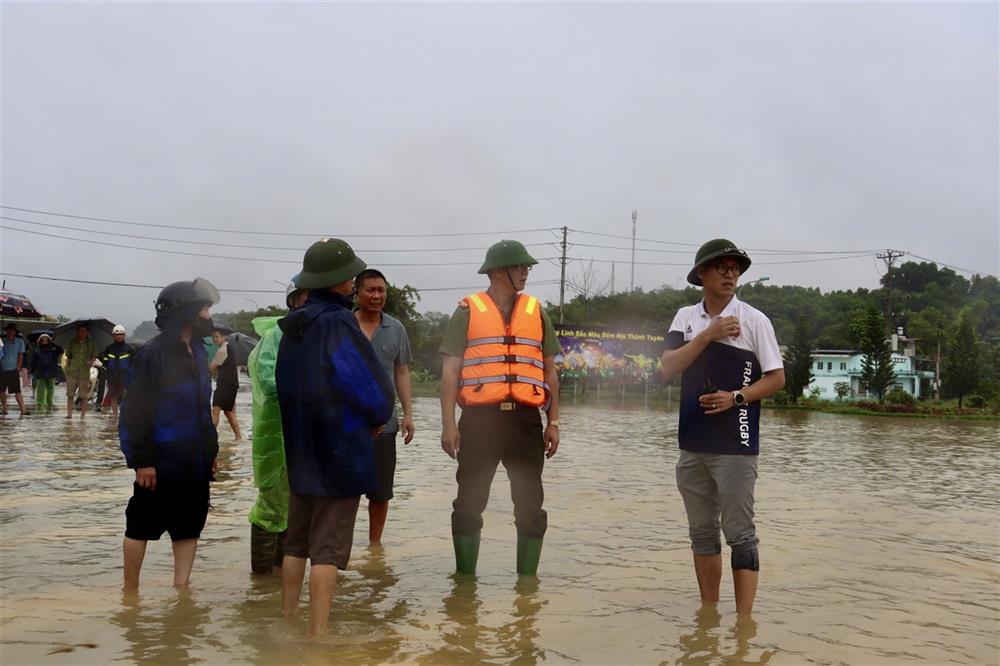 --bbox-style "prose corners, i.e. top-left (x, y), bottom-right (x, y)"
top-left (247, 280), bottom-right (309, 574)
